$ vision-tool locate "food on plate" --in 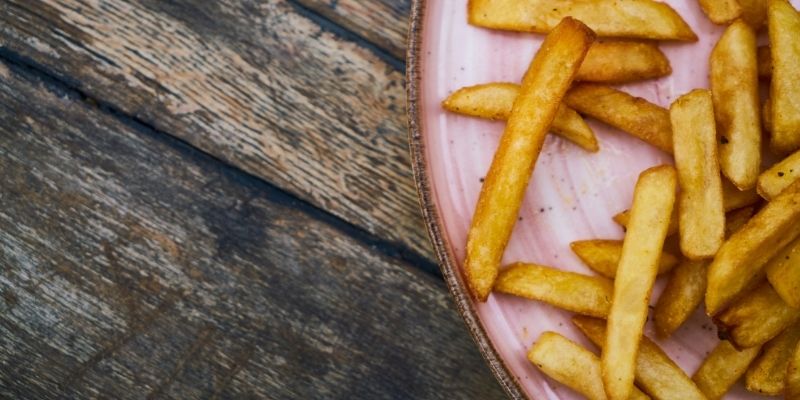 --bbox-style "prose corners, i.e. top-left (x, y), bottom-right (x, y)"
top-left (468, 0), bottom-right (697, 41)
top-left (768, 0), bottom-right (800, 154)
top-left (603, 165), bottom-right (676, 400)
top-left (613, 208), bottom-right (679, 236)
top-left (654, 207), bottom-right (754, 337)
top-left (670, 89), bottom-right (725, 259)
top-left (745, 323), bottom-right (800, 395)
top-left (710, 20), bottom-right (761, 190)
top-left (494, 263), bottom-right (613, 318)
top-left (698, 0), bottom-right (742, 24)
top-left (721, 177), bottom-right (761, 210)
top-left (441, 83), bottom-right (598, 151)
top-left (564, 84), bottom-right (673, 153)
top-left (706, 179), bottom-right (800, 315)
top-left (528, 331), bottom-right (651, 400)
top-left (739, 0), bottom-right (770, 29)
top-left (692, 340), bottom-right (762, 400)
top-left (570, 239), bottom-right (678, 278)
top-left (758, 147), bottom-right (800, 200)
top-left (788, 341), bottom-right (800, 399)
top-left (758, 45), bottom-right (772, 78)
top-left (464, 18), bottom-right (595, 301)
top-left (764, 98), bottom-right (774, 132)
top-left (577, 40), bottom-right (672, 83)
top-left (572, 317), bottom-right (707, 400)
top-left (716, 283), bottom-right (800, 348)
top-left (766, 236), bottom-right (800, 308)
